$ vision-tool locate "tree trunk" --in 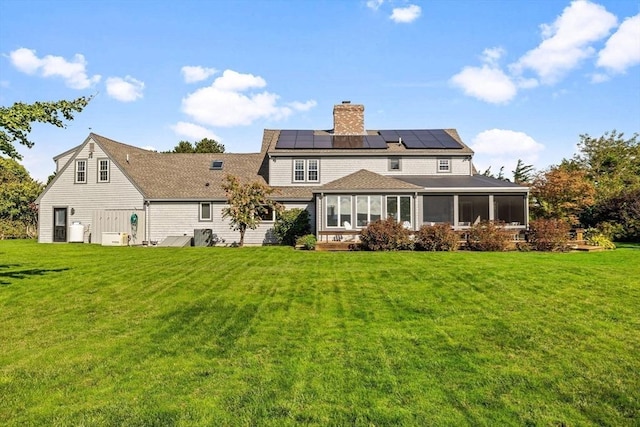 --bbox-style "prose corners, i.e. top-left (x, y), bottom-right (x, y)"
top-left (239, 226), bottom-right (246, 247)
